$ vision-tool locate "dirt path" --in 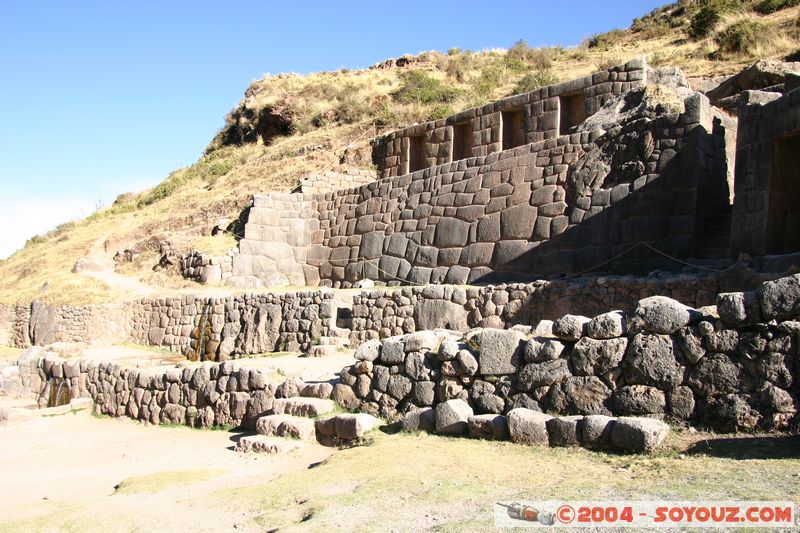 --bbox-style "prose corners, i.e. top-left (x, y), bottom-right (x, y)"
top-left (78, 236), bottom-right (157, 297)
top-left (0, 402), bottom-right (333, 532)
